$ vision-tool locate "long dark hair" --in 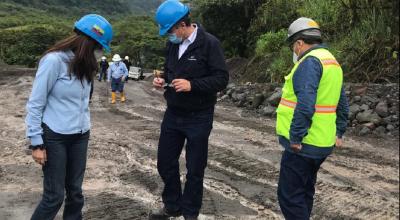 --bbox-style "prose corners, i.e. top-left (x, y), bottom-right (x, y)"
top-left (44, 29), bottom-right (101, 82)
